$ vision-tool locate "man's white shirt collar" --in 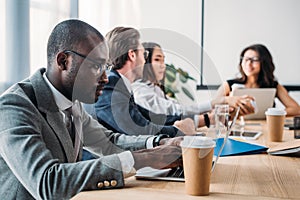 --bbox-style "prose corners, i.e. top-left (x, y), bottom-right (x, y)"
top-left (119, 73), bottom-right (132, 93)
top-left (43, 72), bottom-right (73, 111)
